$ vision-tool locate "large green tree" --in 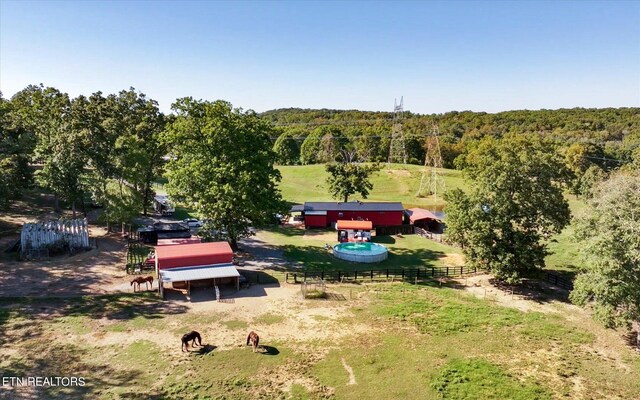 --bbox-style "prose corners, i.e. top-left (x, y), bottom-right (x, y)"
top-left (569, 171), bottom-right (640, 348)
top-left (273, 129), bottom-right (303, 165)
top-left (445, 135), bottom-right (571, 283)
top-left (325, 151), bottom-right (381, 203)
top-left (163, 98), bottom-right (285, 249)
top-left (10, 85), bottom-right (84, 212)
top-left (0, 93), bottom-right (33, 209)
